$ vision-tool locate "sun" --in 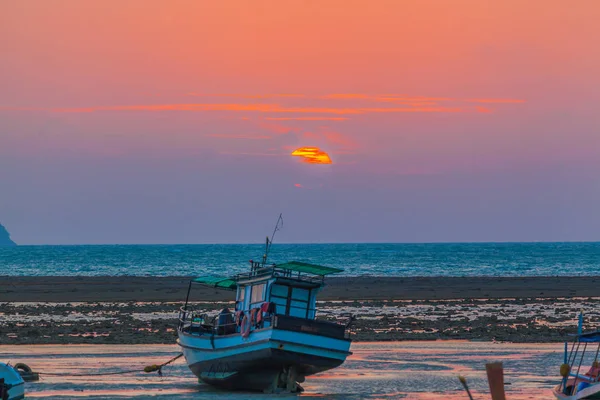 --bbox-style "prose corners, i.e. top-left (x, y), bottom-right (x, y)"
top-left (291, 147), bottom-right (332, 164)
